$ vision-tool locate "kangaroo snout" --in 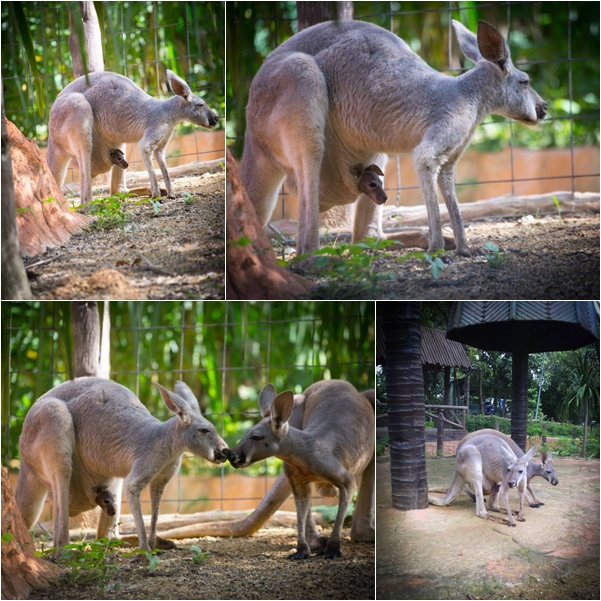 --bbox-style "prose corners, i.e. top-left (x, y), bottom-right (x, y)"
top-left (214, 445), bottom-right (230, 463)
top-left (226, 450), bottom-right (247, 469)
top-left (208, 111), bottom-right (220, 128)
top-left (536, 101), bottom-right (548, 121)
